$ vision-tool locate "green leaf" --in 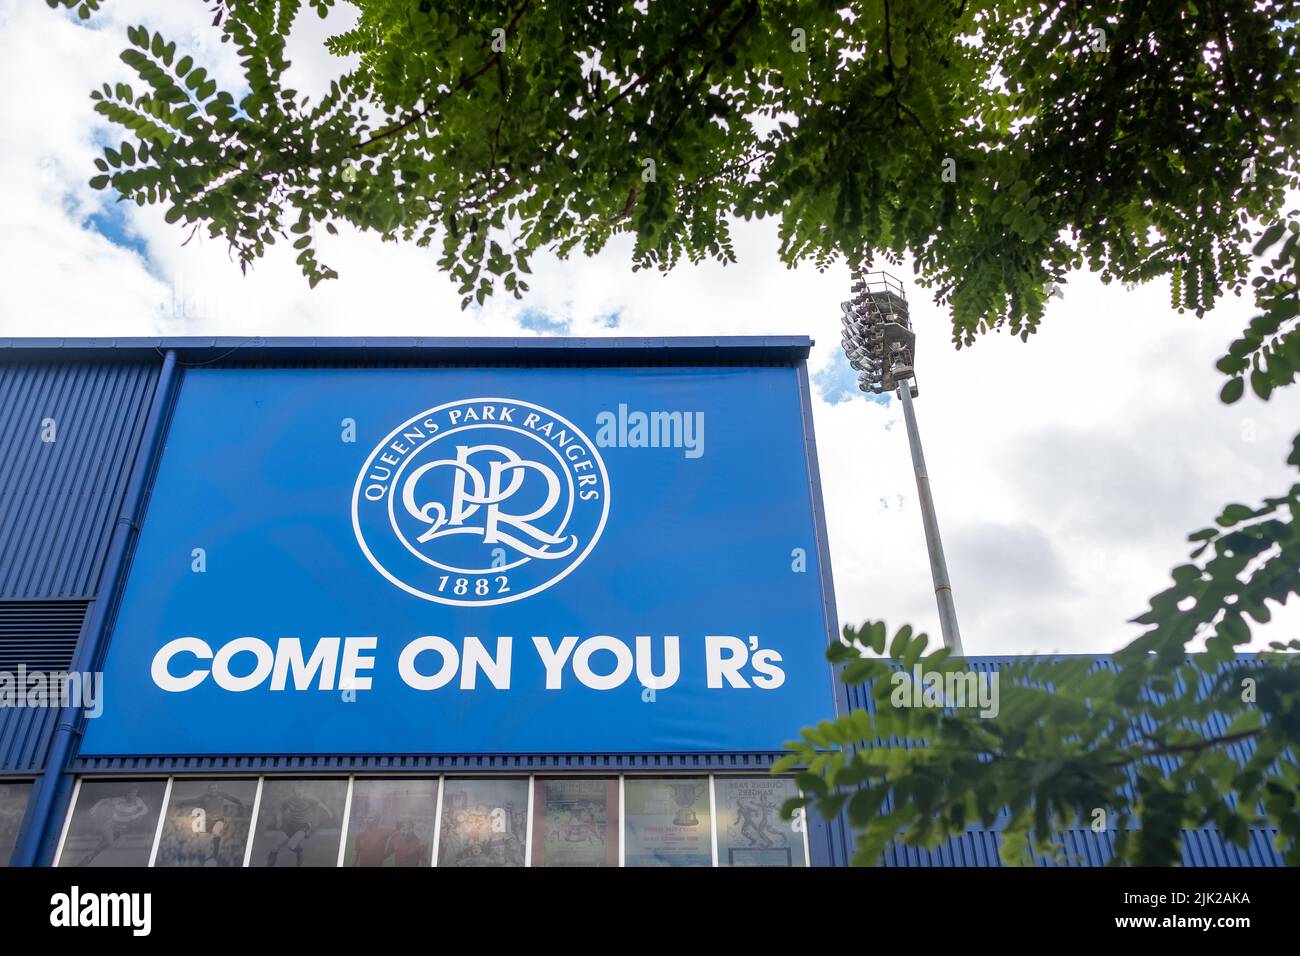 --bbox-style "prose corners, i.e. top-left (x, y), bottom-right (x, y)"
top-left (1217, 504), bottom-right (1256, 526)
top-left (1253, 223), bottom-right (1286, 256)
